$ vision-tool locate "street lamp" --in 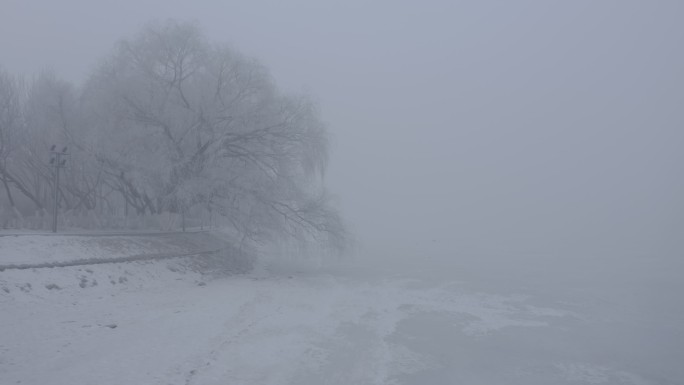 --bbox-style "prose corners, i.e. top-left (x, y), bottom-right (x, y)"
top-left (50, 145), bottom-right (69, 233)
